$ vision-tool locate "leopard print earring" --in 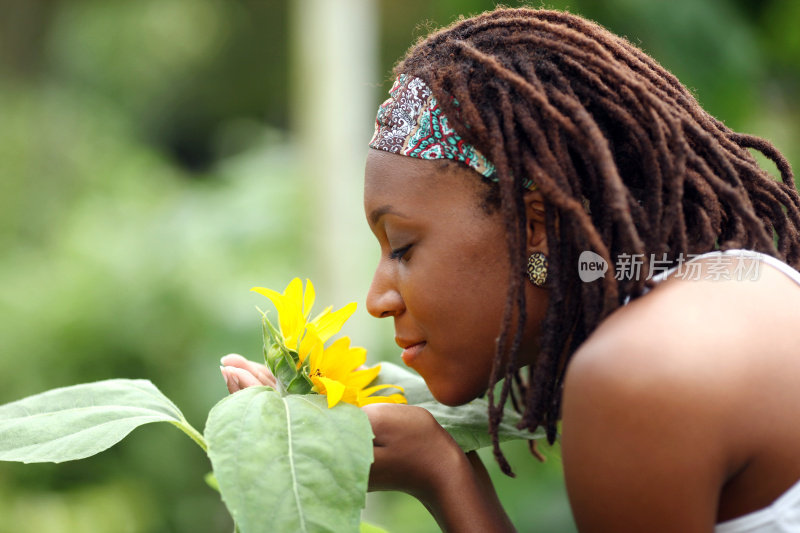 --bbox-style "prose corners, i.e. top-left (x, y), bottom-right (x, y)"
top-left (527, 252), bottom-right (548, 287)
